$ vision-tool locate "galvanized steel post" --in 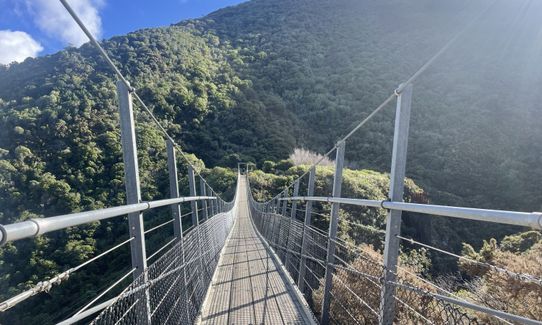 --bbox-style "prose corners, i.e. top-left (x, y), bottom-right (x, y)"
top-left (200, 179), bottom-right (209, 221)
top-left (187, 166), bottom-right (199, 227)
top-left (188, 165), bottom-right (206, 284)
top-left (281, 190), bottom-right (288, 216)
top-left (320, 140), bottom-right (345, 324)
top-left (272, 192), bottom-right (284, 246)
top-left (379, 84), bottom-right (413, 325)
top-left (207, 184), bottom-right (214, 216)
top-left (279, 190), bottom-right (289, 259)
top-left (166, 140), bottom-right (183, 241)
top-left (117, 80), bottom-right (147, 278)
top-left (290, 181), bottom-right (300, 221)
top-left (264, 202), bottom-right (272, 238)
top-left (298, 166), bottom-right (315, 292)
top-left (117, 80), bottom-right (150, 324)
top-left (285, 180), bottom-right (300, 268)
top-left (166, 139), bottom-right (189, 321)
